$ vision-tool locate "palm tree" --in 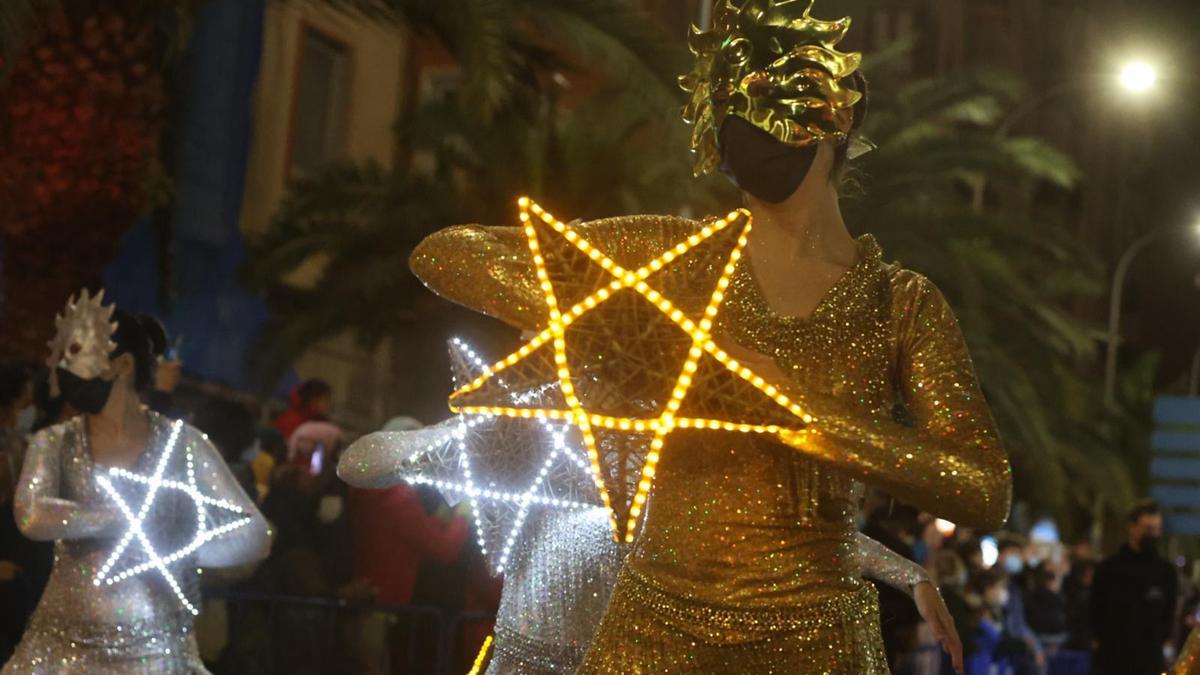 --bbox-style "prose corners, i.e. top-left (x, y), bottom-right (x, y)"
top-left (844, 59), bottom-right (1138, 529)
top-left (244, 82), bottom-right (718, 420)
